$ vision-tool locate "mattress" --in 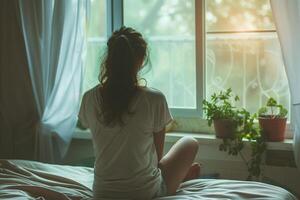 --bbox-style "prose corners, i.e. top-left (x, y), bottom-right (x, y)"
top-left (0, 159), bottom-right (297, 200)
